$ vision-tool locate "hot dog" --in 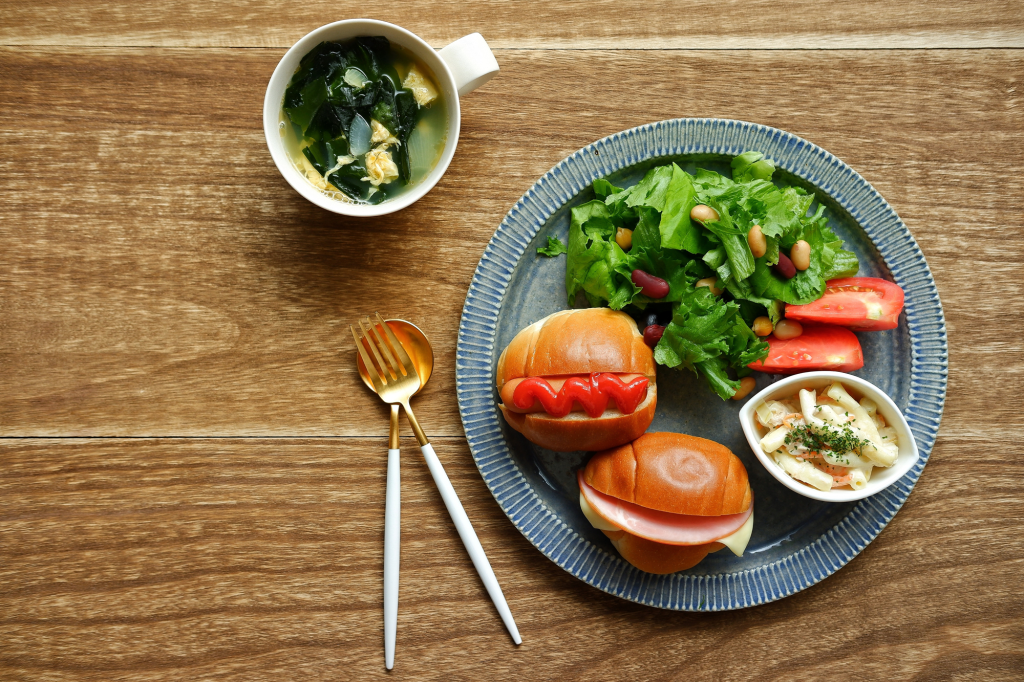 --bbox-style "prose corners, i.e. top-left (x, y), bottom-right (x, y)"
top-left (496, 309), bottom-right (656, 452)
top-left (579, 432), bottom-right (754, 574)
